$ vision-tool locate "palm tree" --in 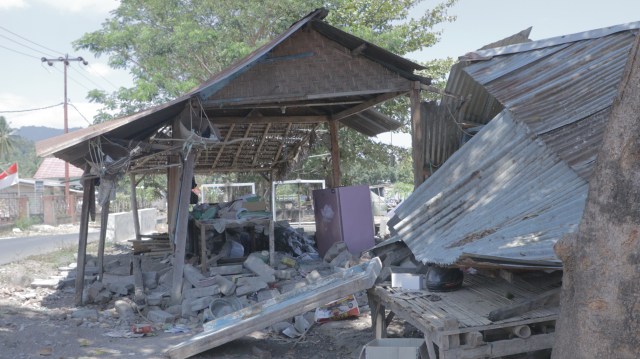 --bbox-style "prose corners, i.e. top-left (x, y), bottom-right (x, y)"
top-left (0, 116), bottom-right (17, 162)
